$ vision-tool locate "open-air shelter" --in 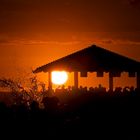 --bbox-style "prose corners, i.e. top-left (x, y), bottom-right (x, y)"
top-left (33, 45), bottom-right (140, 91)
